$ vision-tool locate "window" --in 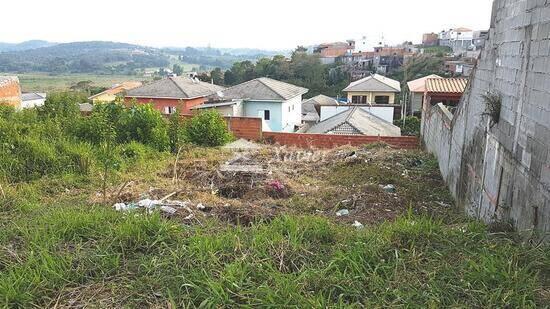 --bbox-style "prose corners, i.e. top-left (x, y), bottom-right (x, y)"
top-left (352, 96), bottom-right (360, 103)
top-left (374, 96), bottom-right (390, 104)
top-left (164, 106), bottom-right (177, 114)
top-left (361, 96), bottom-right (367, 104)
top-left (288, 106), bottom-right (291, 112)
top-left (264, 110), bottom-right (270, 120)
